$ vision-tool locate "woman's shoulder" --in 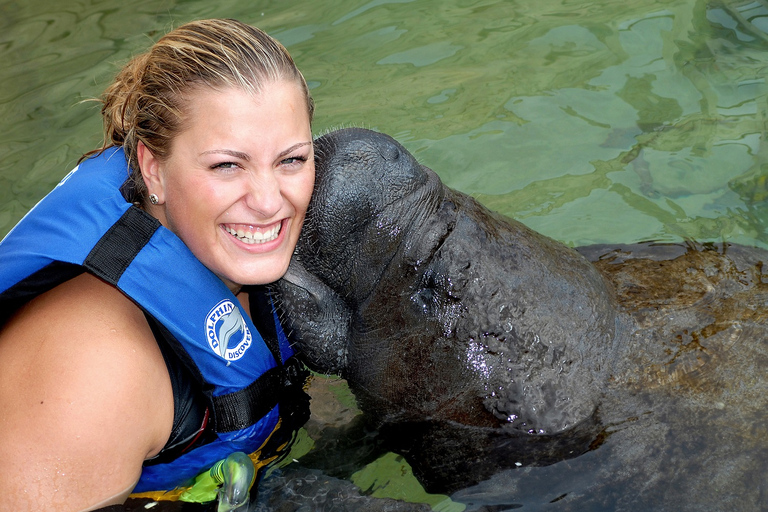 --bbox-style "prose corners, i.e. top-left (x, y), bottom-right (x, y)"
top-left (0, 272), bottom-right (174, 509)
